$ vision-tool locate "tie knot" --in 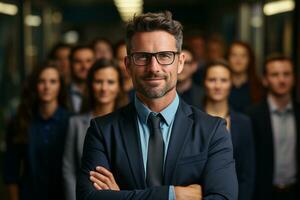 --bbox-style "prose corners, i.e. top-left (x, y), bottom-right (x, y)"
top-left (148, 113), bottom-right (162, 131)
